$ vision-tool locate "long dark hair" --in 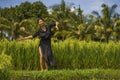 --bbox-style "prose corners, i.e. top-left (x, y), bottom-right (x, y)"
top-left (37, 18), bottom-right (44, 23)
